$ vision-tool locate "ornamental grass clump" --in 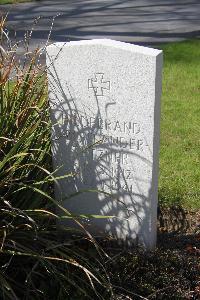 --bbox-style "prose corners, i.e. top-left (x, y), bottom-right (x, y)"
top-left (0, 16), bottom-right (114, 299)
